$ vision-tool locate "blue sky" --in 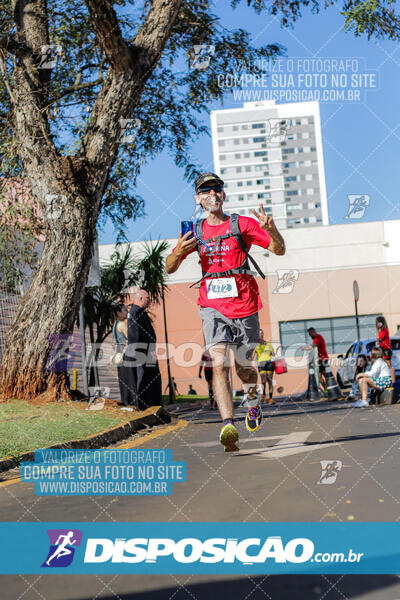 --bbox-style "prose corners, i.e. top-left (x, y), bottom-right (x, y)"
top-left (99, 1), bottom-right (400, 245)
